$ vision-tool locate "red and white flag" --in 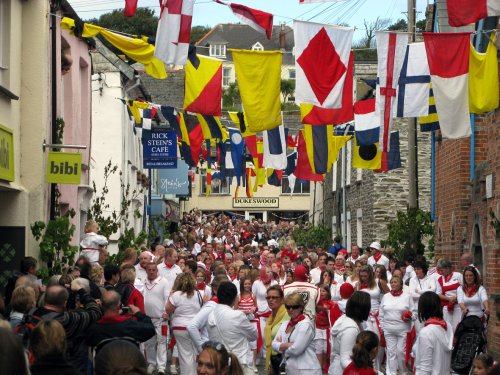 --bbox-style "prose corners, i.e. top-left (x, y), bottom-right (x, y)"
top-left (375, 31), bottom-right (408, 152)
top-left (423, 32), bottom-right (471, 139)
top-left (154, 0), bottom-right (195, 66)
top-left (215, 0), bottom-right (273, 40)
top-left (447, 0), bottom-right (500, 27)
top-left (294, 20), bottom-right (353, 109)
